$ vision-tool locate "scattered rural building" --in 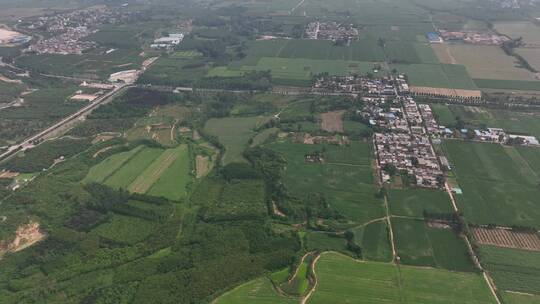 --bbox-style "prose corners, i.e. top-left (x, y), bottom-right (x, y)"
top-left (306, 22), bottom-right (359, 43)
top-left (426, 32), bottom-right (443, 43)
top-left (438, 30), bottom-right (509, 45)
top-left (151, 33), bottom-right (184, 50)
